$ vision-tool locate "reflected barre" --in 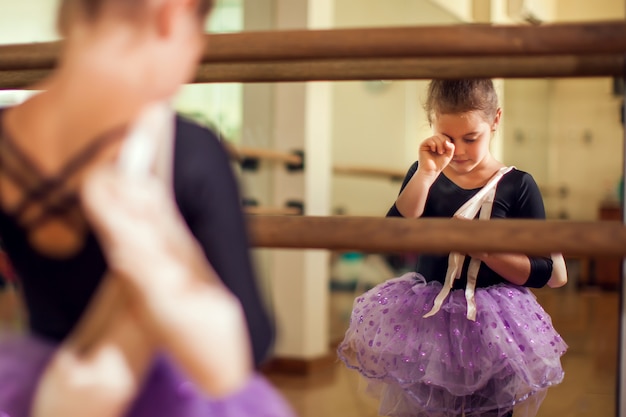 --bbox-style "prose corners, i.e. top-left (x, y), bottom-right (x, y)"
top-left (333, 164), bottom-right (406, 181)
top-left (231, 146), bottom-right (303, 166)
top-left (228, 143), bottom-right (405, 181)
top-left (245, 215), bottom-right (626, 257)
top-left (194, 55), bottom-right (623, 83)
top-left (1, 56), bottom-right (622, 88)
top-left (225, 143), bottom-right (304, 172)
top-left (244, 206), bottom-right (302, 216)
